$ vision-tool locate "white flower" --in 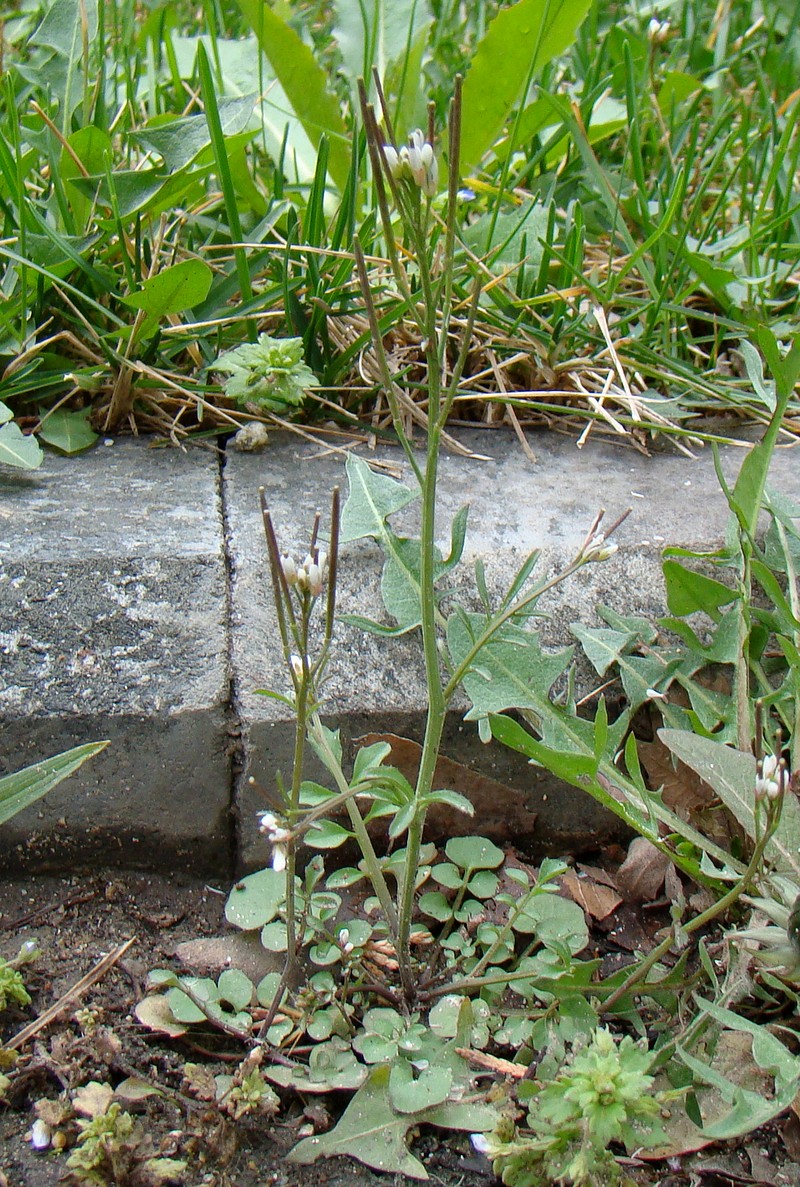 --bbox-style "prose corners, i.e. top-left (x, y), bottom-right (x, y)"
top-left (257, 810), bottom-right (280, 835)
top-left (755, 753), bottom-right (782, 801)
top-left (404, 129), bottom-right (438, 196)
top-left (470, 1133), bottom-right (491, 1155)
top-left (383, 131), bottom-right (438, 197)
top-left (289, 653), bottom-right (305, 681)
top-left (257, 811), bottom-right (292, 870)
top-left (647, 17), bottom-right (670, 43)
